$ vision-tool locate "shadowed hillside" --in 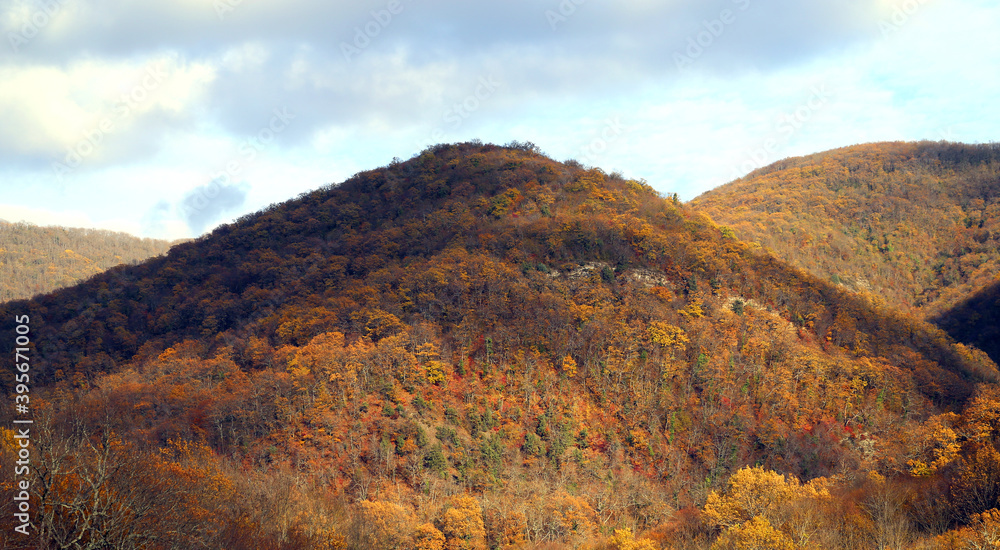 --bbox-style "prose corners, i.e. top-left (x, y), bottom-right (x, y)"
top-left (934, 277), bottom-right (1000, 365)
